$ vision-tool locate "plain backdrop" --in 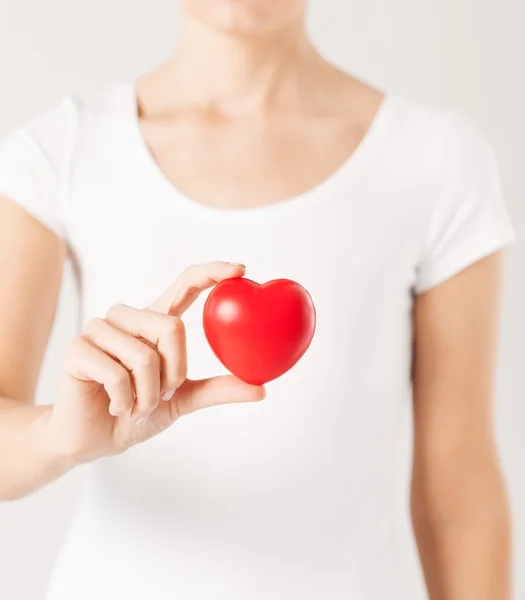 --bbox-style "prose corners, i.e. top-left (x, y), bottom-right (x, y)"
top-left (0, 0), bottom-right (523, 598)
